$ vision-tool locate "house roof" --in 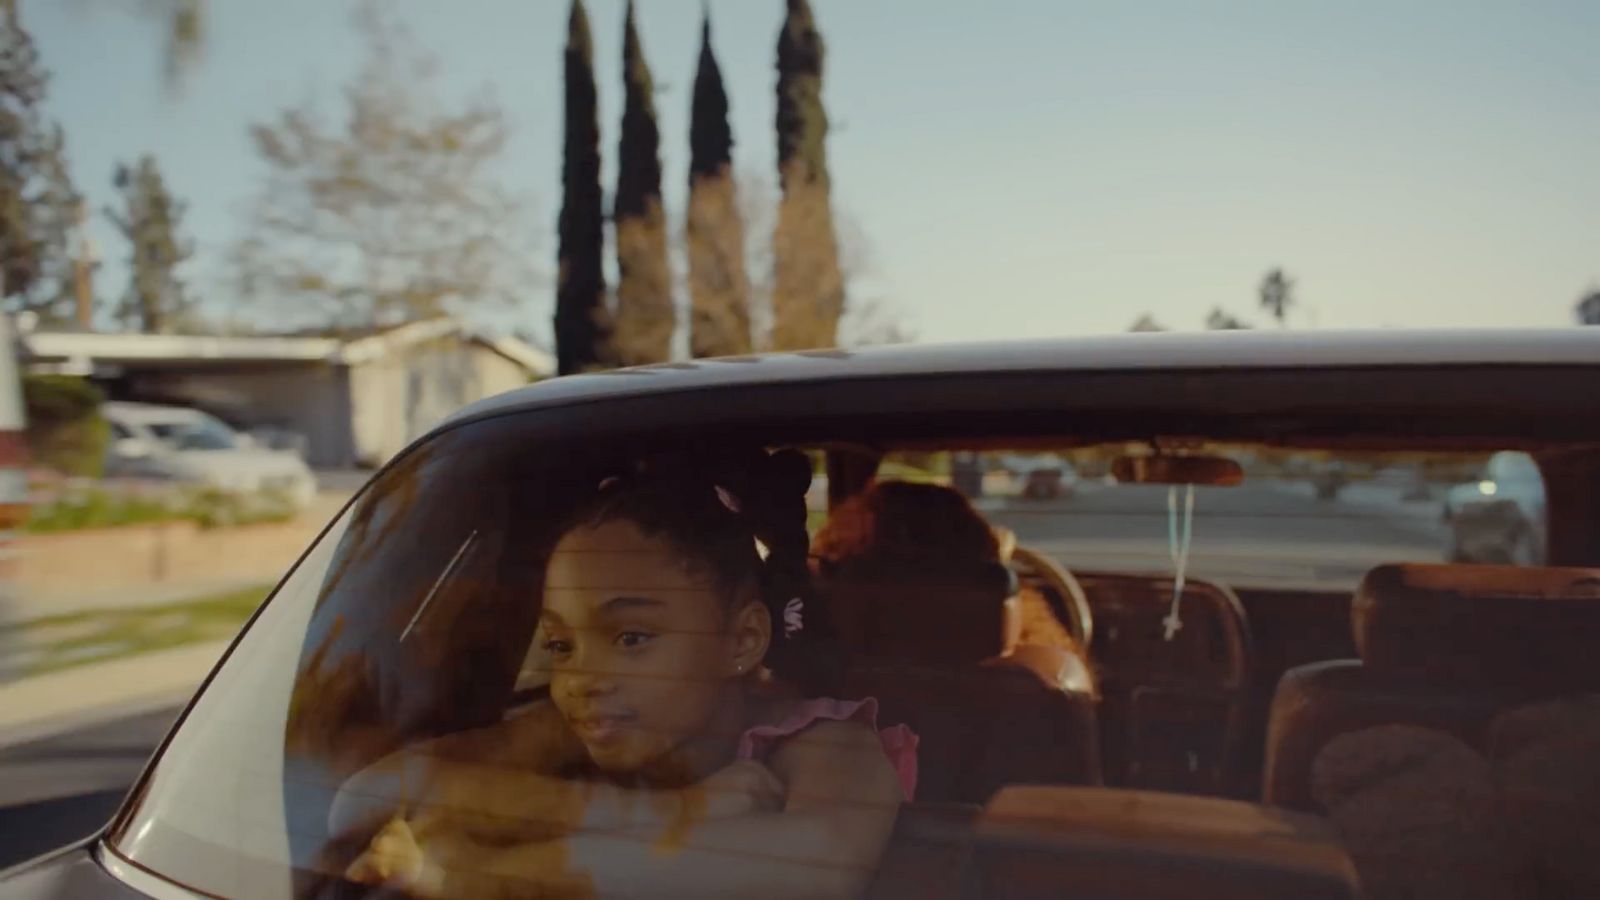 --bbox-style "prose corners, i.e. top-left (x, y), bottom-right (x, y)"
top-left (18, 317), bottom-right (554, 375)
